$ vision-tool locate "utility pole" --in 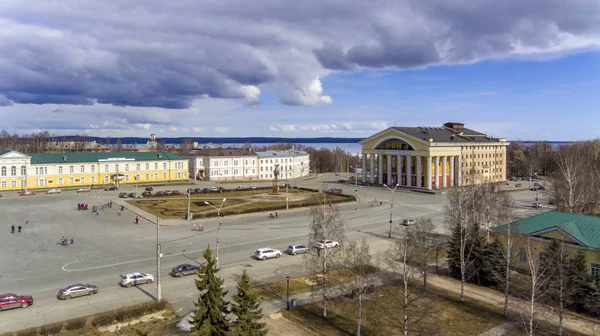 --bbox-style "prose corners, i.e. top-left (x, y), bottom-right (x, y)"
top-left (205, 198), bottom-right (227, 269)
top-left (350, 165), bottom-right (359, 201)
top-left (116, 162), bottom-right (119, 188)
top-left (286, 183), bottom-right (289, 210)
top-left (383, 184), bottom-right (399, 238)
top-left (156, 216), bottom-right (162, 301)
top-left (187, 190), bottom-right (192, 220)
